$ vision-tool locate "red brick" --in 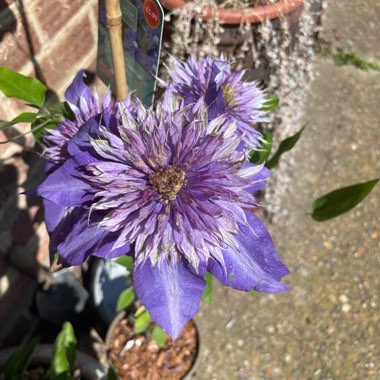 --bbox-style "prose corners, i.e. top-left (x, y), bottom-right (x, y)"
top-left (0, 5), bottom-right (41, 71)
top-left (37, 15), bottom-right (95, 92)
top-left (32, 0), bottom-right (86, 37)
